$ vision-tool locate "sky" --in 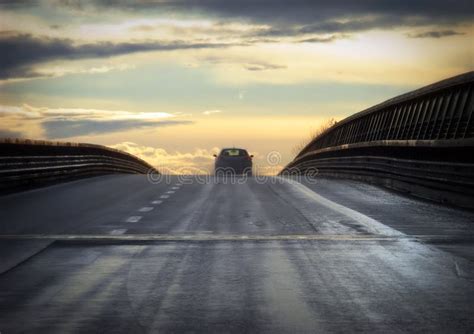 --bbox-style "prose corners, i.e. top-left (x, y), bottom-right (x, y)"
top-left (0, 0), bottom-right (473, 174)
